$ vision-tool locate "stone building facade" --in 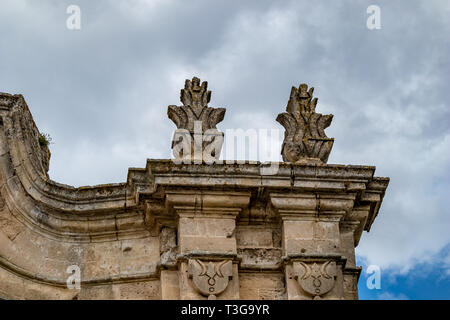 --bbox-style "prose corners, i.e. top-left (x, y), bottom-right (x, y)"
top-left (0, 78), bottom-right (388, 300)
